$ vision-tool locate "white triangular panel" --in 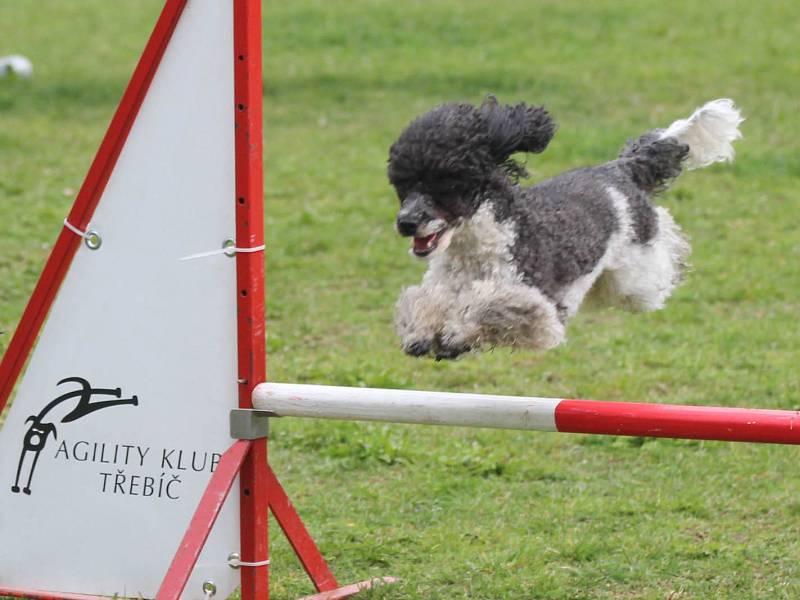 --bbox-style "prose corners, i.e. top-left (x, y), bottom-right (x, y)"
top-left (0, 2), bottom-right (241, 598)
